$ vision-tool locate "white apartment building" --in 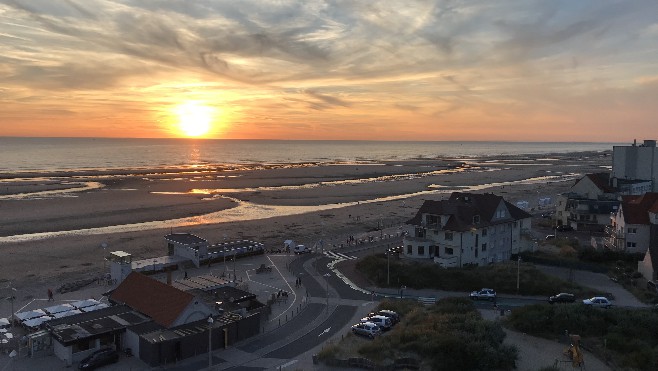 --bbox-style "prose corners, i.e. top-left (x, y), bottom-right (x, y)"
top-left (612, 139), bottom-right (658, 192)
top-left (402, 192), bottom-right (532, 267)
